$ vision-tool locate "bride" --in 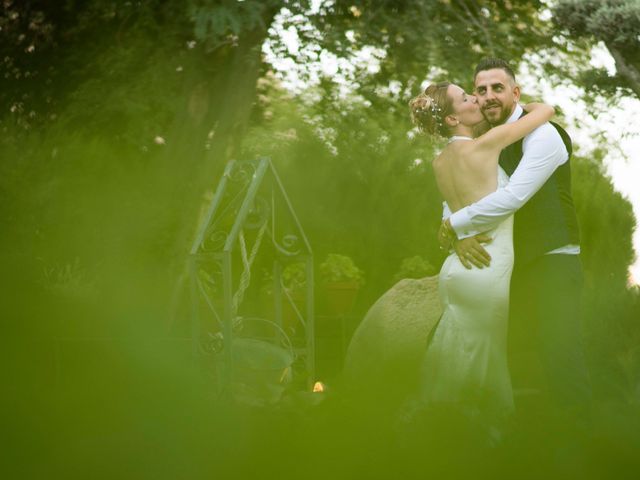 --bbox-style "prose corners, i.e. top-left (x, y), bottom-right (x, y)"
top-left (408, 82), bottom-right (554, 423)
